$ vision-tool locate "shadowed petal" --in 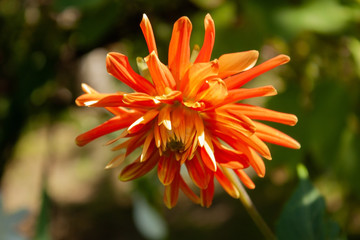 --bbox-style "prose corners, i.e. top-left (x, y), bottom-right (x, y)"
top-left (186, 154), bottom-right (211, 189)
top-left (119, 154), bottom-right (159, 181)
top-left (164, 171), bottom-right (180, 209)
top-left (218, 50), bottom-right (259, 79)
top-left (234, 169), bottom-right (255, 189)
top-left (106, 52), bottom-right (155, 94)
top-left (157, 155), bottom-right (180, 185)
top-left (215, 166), bottom-right (240, 198)
top-left (200, 175), bottom-right (214, 208)
top-left (179, 177), bottom-right (200, 204)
